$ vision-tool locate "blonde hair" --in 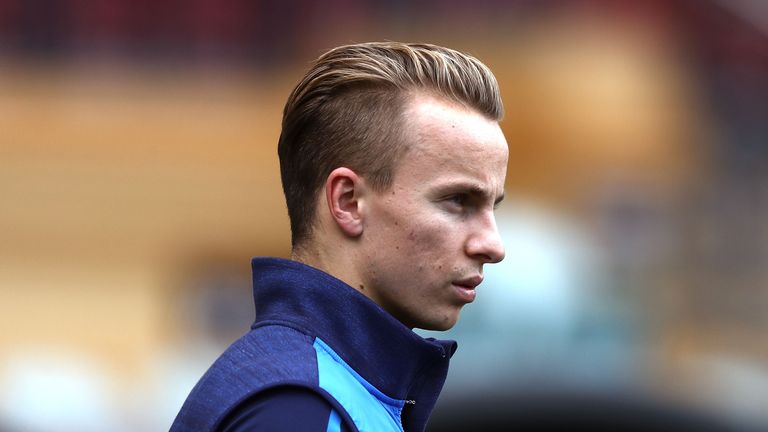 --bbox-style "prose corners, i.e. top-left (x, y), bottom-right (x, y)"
top-left (278, 42), bottom-right (503, 247)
